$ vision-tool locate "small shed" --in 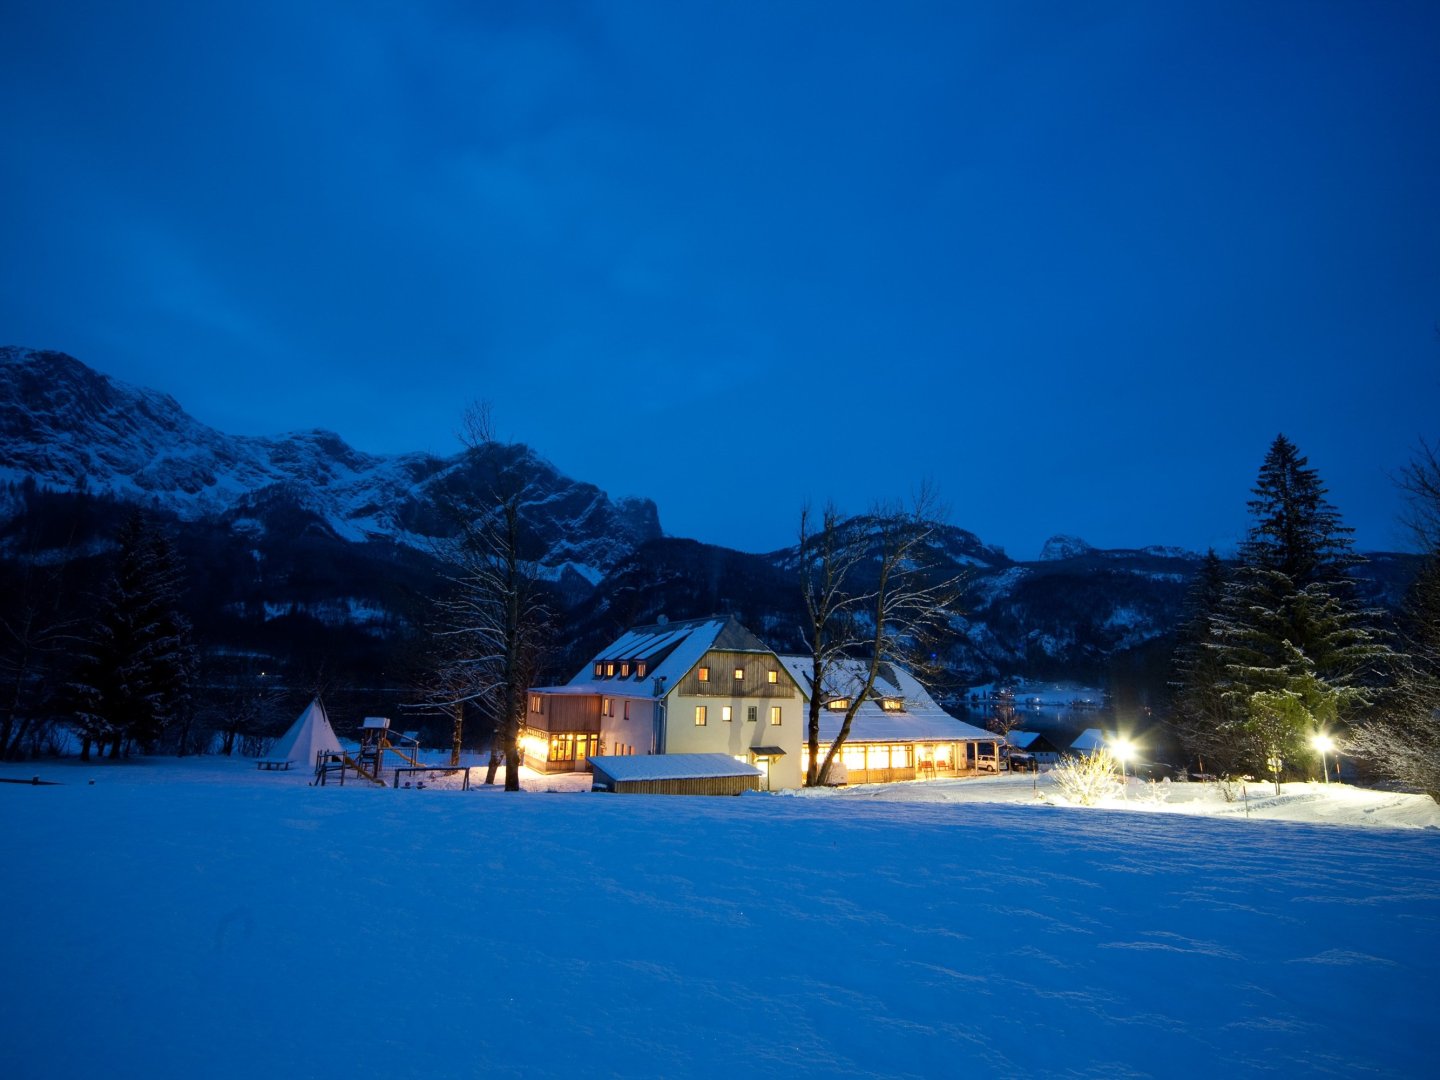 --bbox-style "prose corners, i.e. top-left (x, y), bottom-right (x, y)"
top-left (589, 754), bottom-right (763, 795)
